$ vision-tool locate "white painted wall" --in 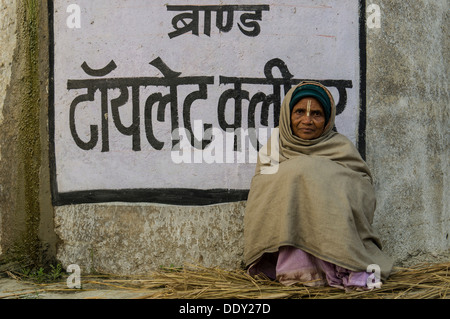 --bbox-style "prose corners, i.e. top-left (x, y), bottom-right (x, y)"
top-left (52, 0), bottom-right (361, 196)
